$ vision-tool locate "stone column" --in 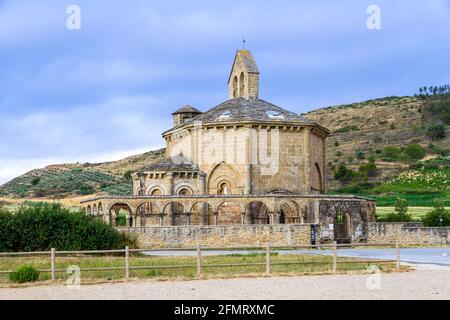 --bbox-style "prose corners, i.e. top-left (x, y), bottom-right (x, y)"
top-left (186, 213), bottom-right (191, 226)
top-left (241, 212), bottom-right (246, 225)
top-left (213, 213), bottom-right (218, 225)
top-left (139, 174), bottom-right (146, 226)
top-left (199, 172), bottom-right (208, 225)
top-left (167, 172), bottom-right (175, 226)
top-left (274, 211), bottom-right (281, 225)
top-left (245, 164), bottom-right (253, 194)
top-left (245, 205), bottom-right (253, 224)
top-left (159, 213), bottom-right (164, 226)
top-left (269, 213), bottom-right (275, 225)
